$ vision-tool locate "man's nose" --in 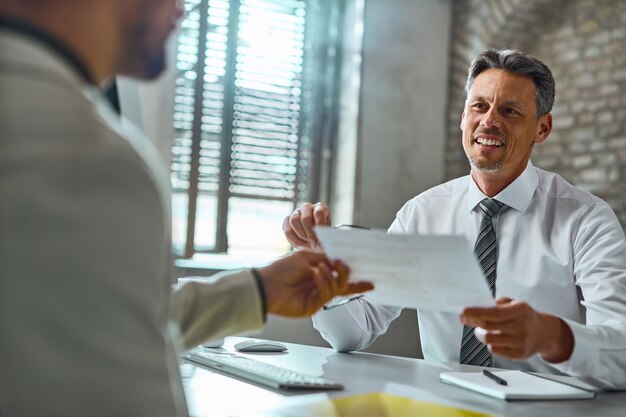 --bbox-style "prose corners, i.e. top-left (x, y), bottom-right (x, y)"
top-left (480, 108), bottom-right (501, 129)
